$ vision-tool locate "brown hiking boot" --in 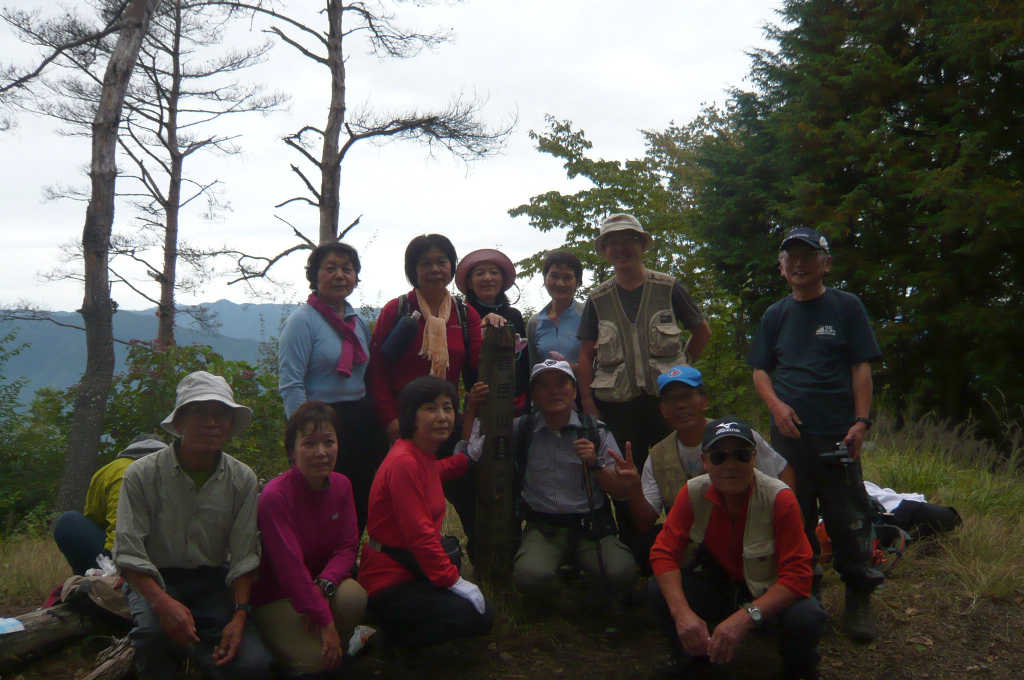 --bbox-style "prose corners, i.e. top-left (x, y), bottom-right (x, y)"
top-left (843, 588), bottom-right (878, 642)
